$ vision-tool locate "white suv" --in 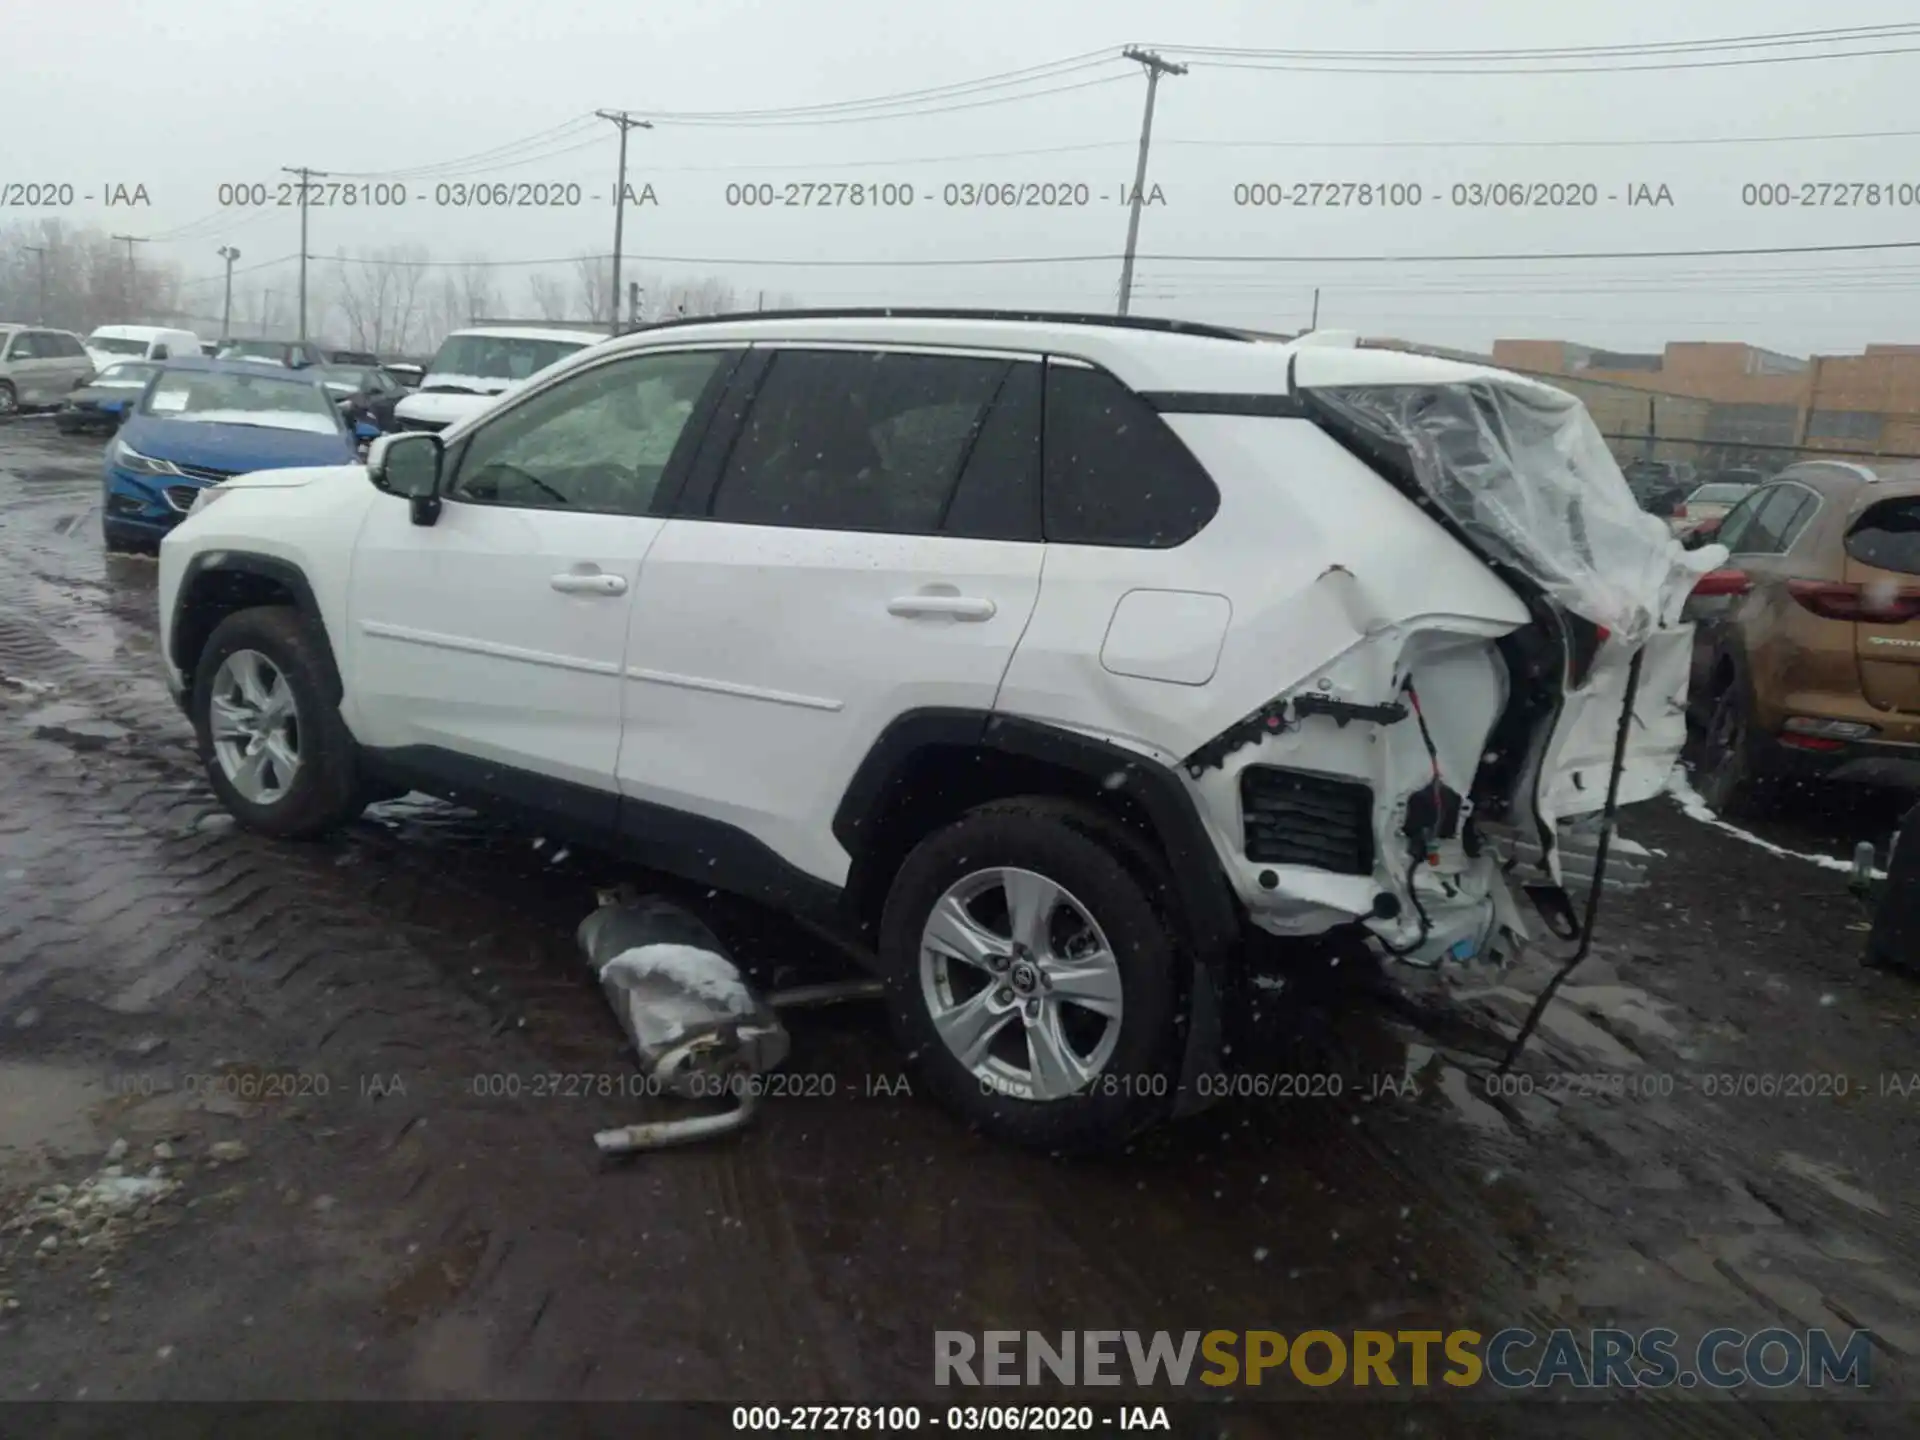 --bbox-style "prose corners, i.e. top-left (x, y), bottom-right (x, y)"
top-left (156, 310), bottom-right (1713, 1150)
